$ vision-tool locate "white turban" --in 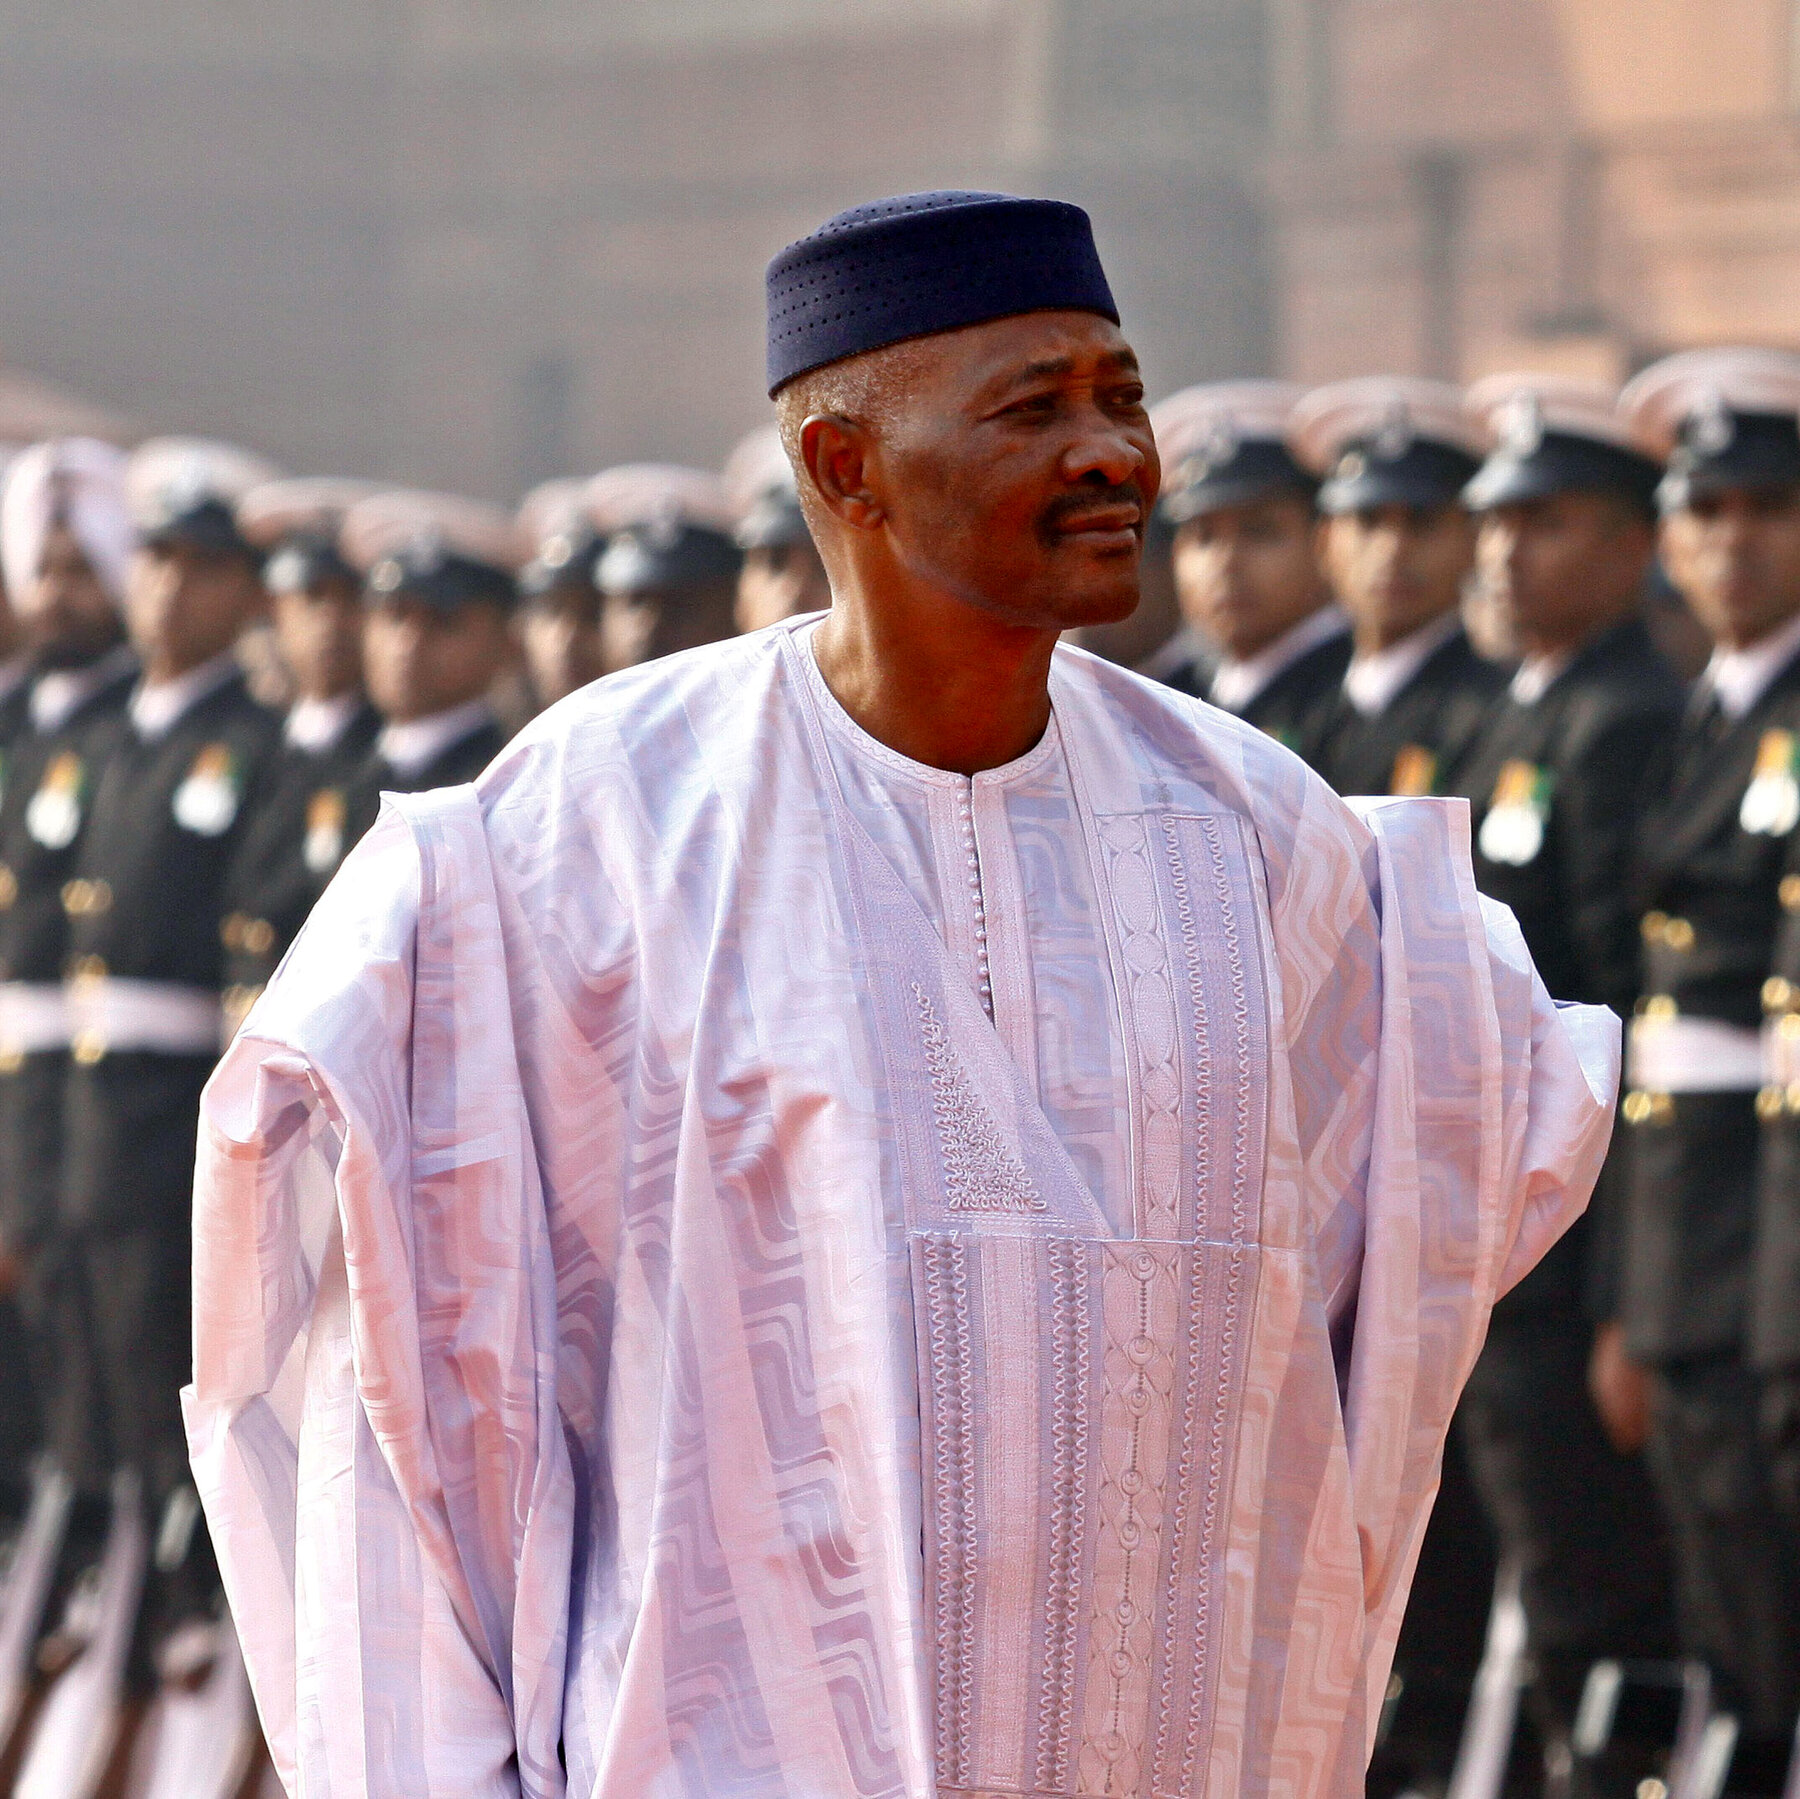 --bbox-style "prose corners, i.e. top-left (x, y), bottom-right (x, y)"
top-left (1, 437), bottom-right (134, 609)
